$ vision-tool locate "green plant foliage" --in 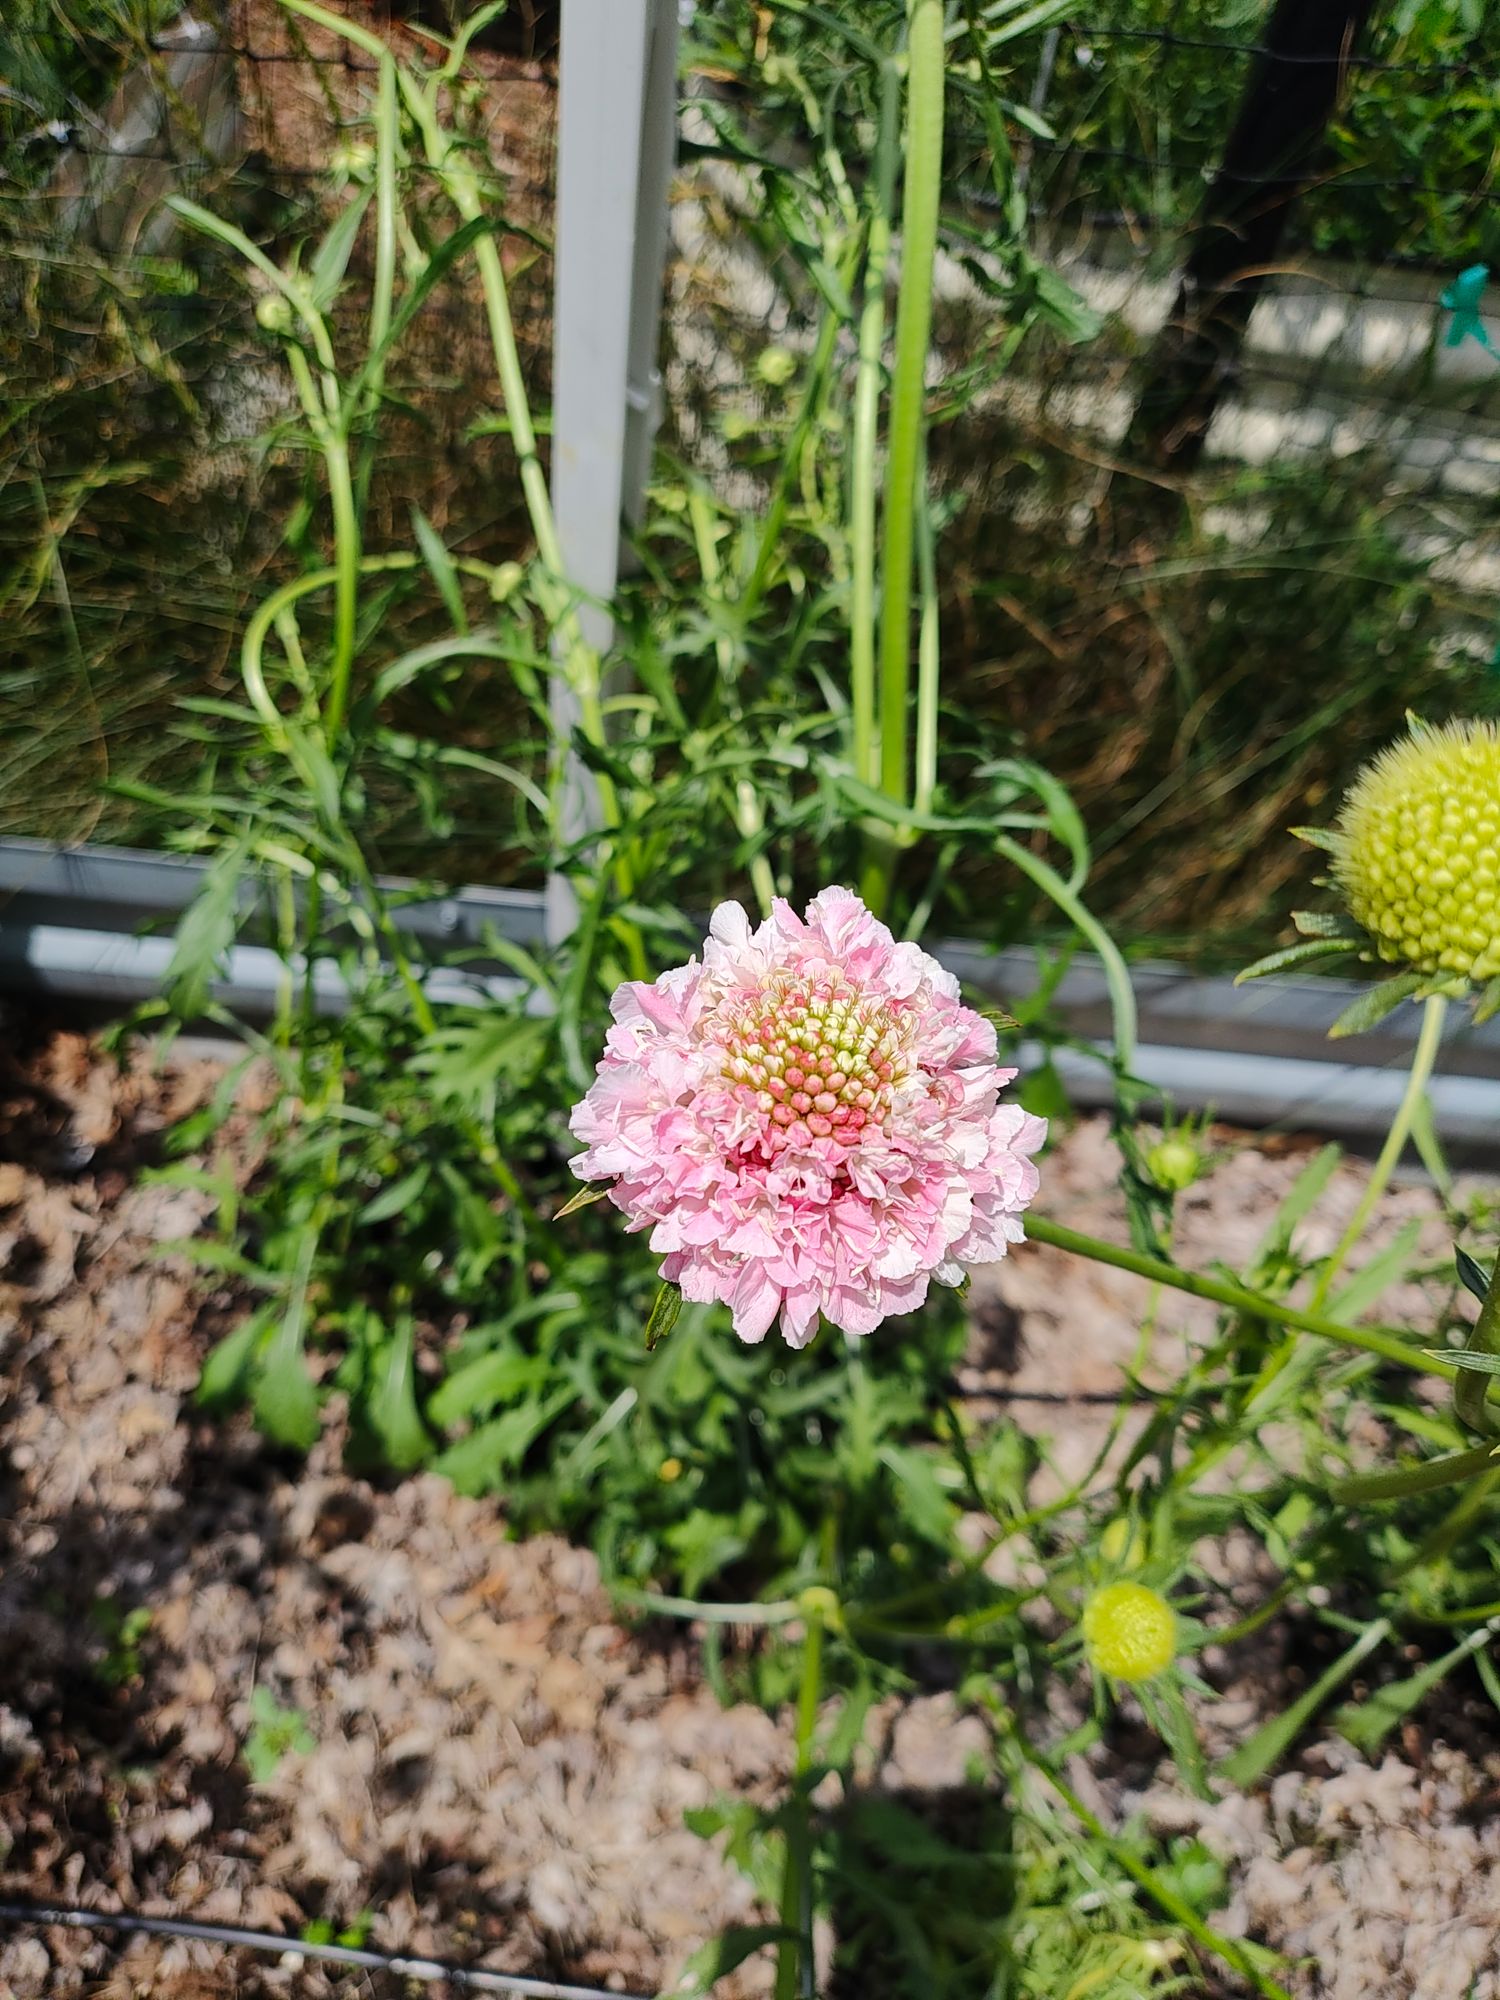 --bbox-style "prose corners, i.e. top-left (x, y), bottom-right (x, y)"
top-left (242, 1686), bottom-right (317, 1783)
